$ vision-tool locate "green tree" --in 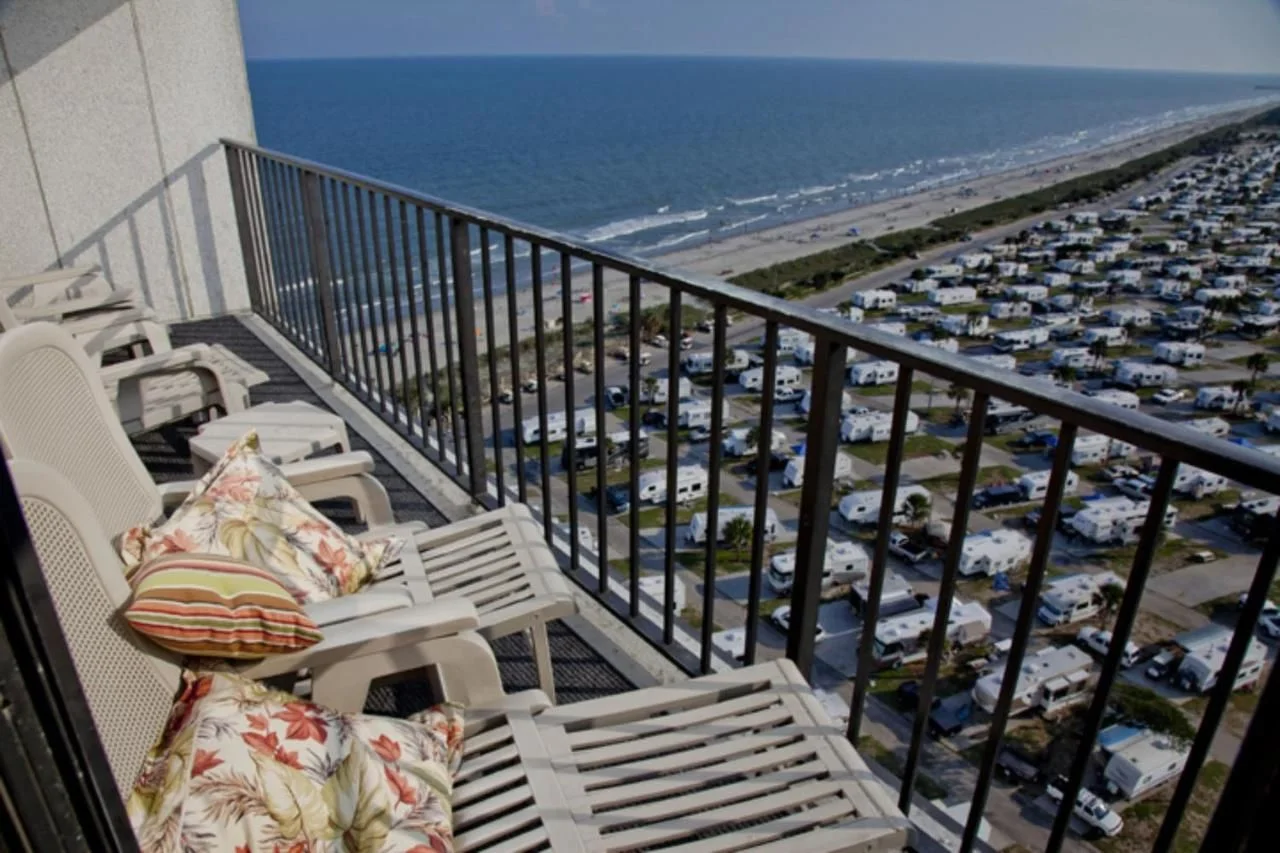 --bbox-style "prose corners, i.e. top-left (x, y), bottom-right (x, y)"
top-left (947, 384), bottom-right (972, 416)
top-left (910, 268), bottom-right (927, 281)
top-left (1247, 352), bottom-right (1271, 387)
top-left (1099, 582), bottom-right (1125, 622)
top-left (905, 493), bottom-right (931, 528)
top-left (1054, 365), bottom-right (1078, 387)
top-left (1110, 684), bottom-right (1197, 746)
top-left (1121, 319), bottom-right (1138, 354)
top-left (1231, 379), bottom-right (1251, 414)
top-left (642, 376), bottom-right (659, 409)
top-left (744, 425), bottom-right (761, 454)
top-left (965, 310), bottom-right (984, 336)
top-left (1088, 338), bottom-right (1110, 371)
top-left (723, 515), bottom-right (753, 554)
